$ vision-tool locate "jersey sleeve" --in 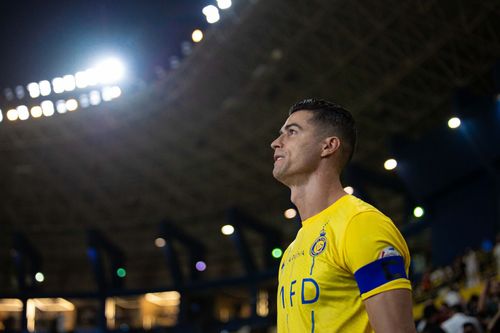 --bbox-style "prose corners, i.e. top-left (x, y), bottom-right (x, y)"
top-left (342, 211), bottom-right (412, 300)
